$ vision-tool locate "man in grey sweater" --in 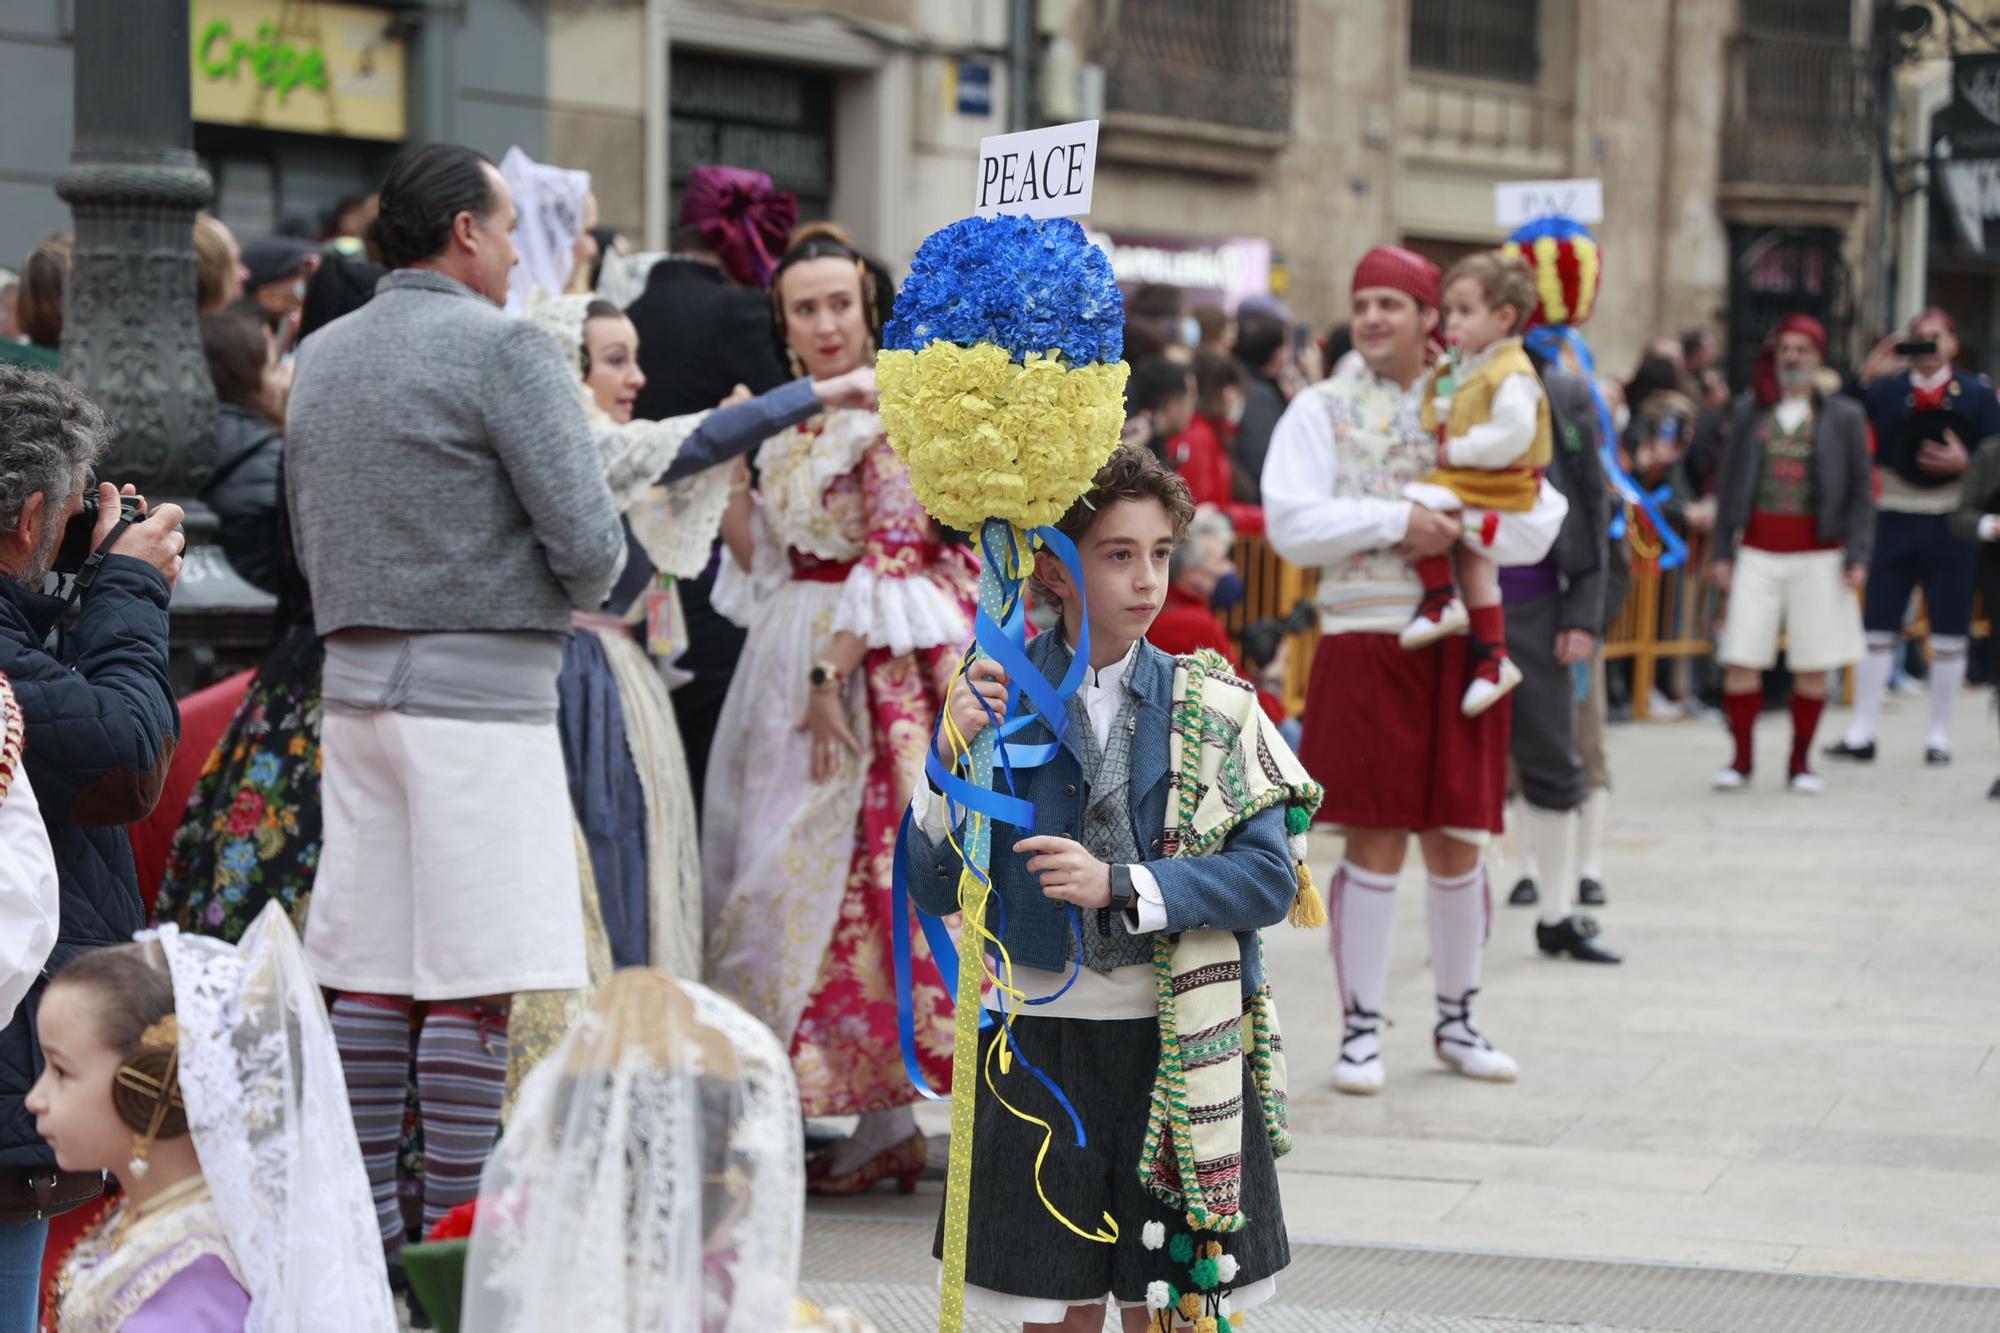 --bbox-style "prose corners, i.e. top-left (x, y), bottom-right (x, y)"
top-left (284, 143), bottom-right (625, 1273)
